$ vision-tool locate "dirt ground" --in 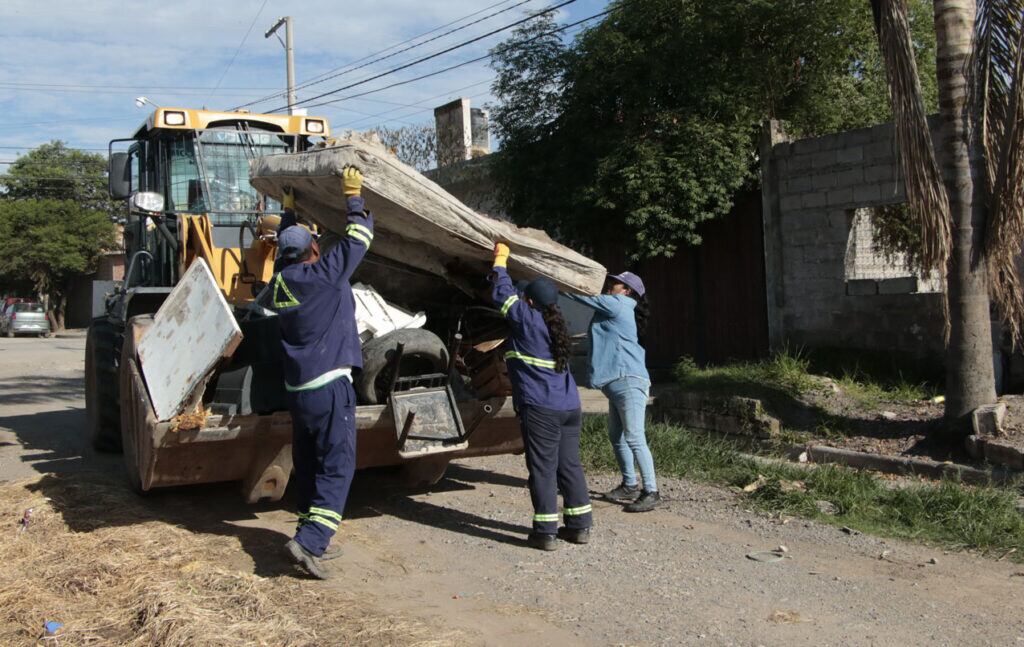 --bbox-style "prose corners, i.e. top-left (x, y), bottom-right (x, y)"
top-left (2, 335), bottom-right (1024, 646)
